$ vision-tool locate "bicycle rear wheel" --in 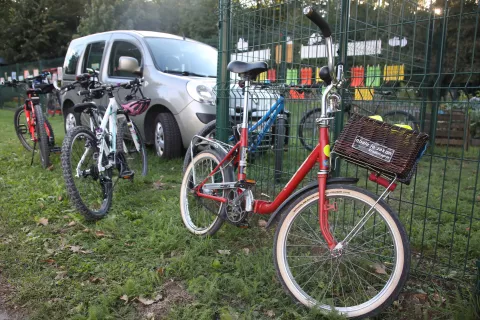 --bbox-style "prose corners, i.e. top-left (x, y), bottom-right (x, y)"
top-left (180, 149), bottom-right (234, 236)
top-left (298, 108), bottom-right (321, 152)
top-left (274, 117), bottom-right (287, 182)
top-left (274, 185), bottom-right (409, 319)
top-left (117, 120), bottom-right (147, 177)
top-left (15, 106), bottom-right (55, 153)
top-left (61, 126), bottom-right (113, 220)
top-left (34, 105), bottom-right (51, 169)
